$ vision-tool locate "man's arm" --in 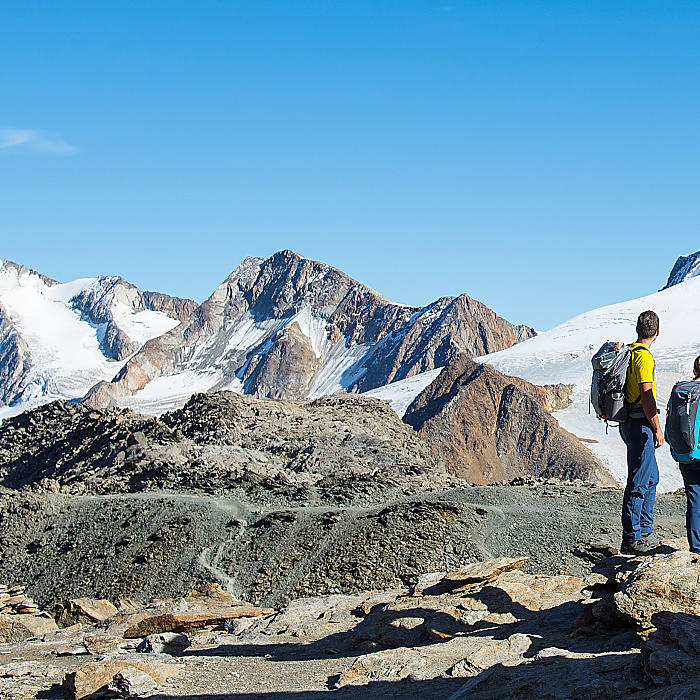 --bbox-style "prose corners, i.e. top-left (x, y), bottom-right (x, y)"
top-left (639, 382), bottom-right (664, 448)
